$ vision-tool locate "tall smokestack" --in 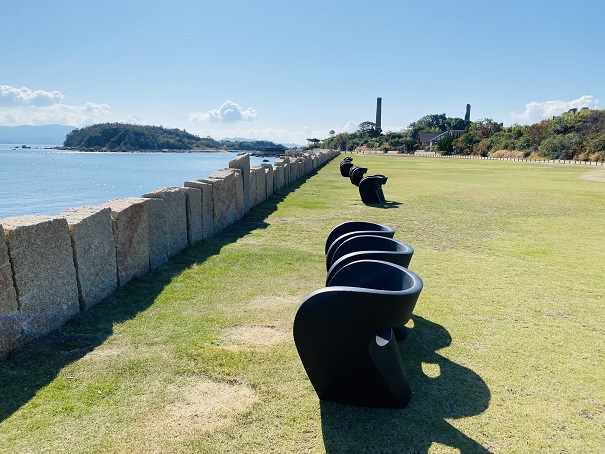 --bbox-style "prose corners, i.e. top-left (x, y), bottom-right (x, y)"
top-left (465, 103), bottom-right (471, 122)
top-left (376, 97), bottom-right (382, 130)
